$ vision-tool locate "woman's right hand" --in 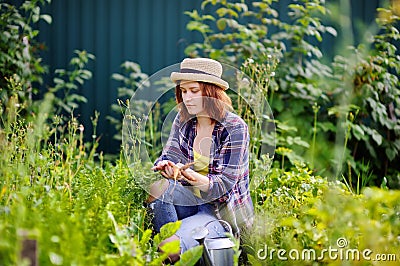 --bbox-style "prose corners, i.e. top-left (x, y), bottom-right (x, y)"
top-left (151, 160), bottom-right (179, 179)
top-left (151, 160), bottom-right (170, 171)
